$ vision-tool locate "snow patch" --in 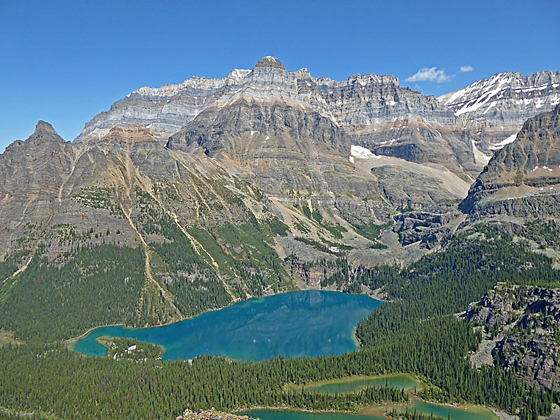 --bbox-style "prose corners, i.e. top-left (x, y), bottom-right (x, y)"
top-left (455, 77), bottom-right (511, 116)
top-left (351, 145), bottom-right (382, 159)
top-left (490, 134), bottom-right (517, 150)
top-left (483, 101), bottom-right (497, 114)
